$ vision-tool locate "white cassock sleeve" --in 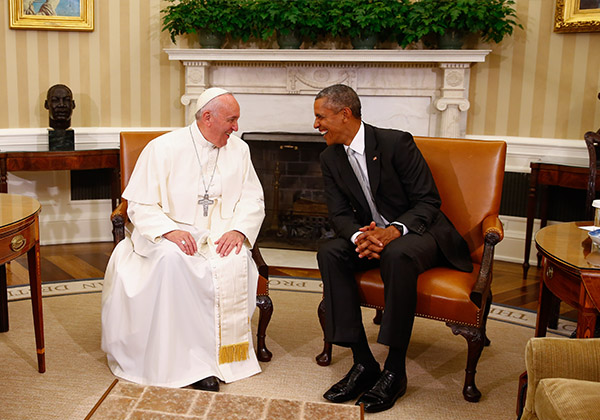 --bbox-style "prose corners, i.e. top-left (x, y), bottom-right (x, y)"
top-left (127, 201), bottom-right (178, 243)
top-left (226, 144), bottom-right (265, 247)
